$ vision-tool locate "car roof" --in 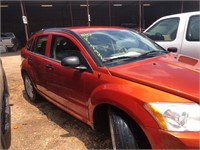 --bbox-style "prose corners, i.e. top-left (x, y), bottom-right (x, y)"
top-left (67, 26), bottom-right (125, 34)
top-left (157, 11), bottom-right (200, 20)
top-left (36, 26), bottom-right (126, 35)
